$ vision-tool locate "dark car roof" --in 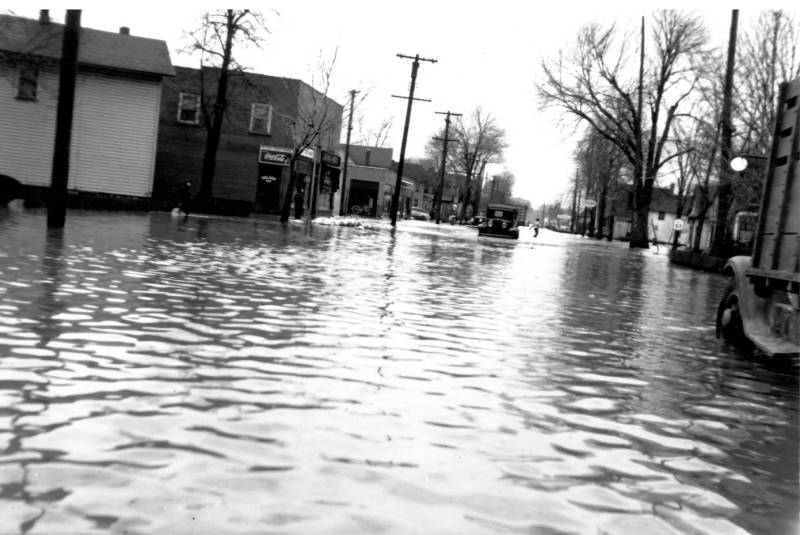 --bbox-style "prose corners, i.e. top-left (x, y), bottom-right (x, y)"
top-left (487, 203), bottom-right (518, 211)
